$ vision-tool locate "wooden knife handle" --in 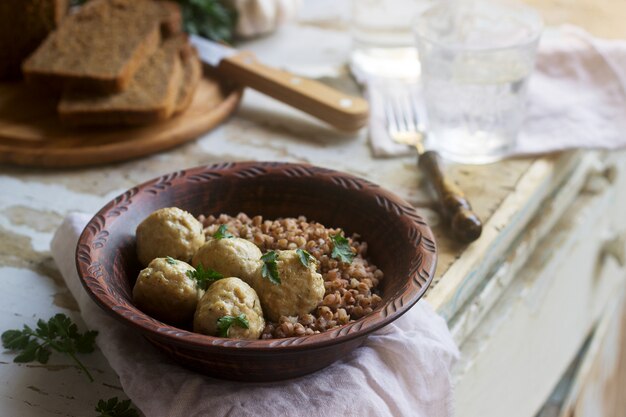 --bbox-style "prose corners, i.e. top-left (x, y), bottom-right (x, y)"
top-left (218, 52), bottom-right (369, 132)
top-left (418, 150), bottom-right (483, 243)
